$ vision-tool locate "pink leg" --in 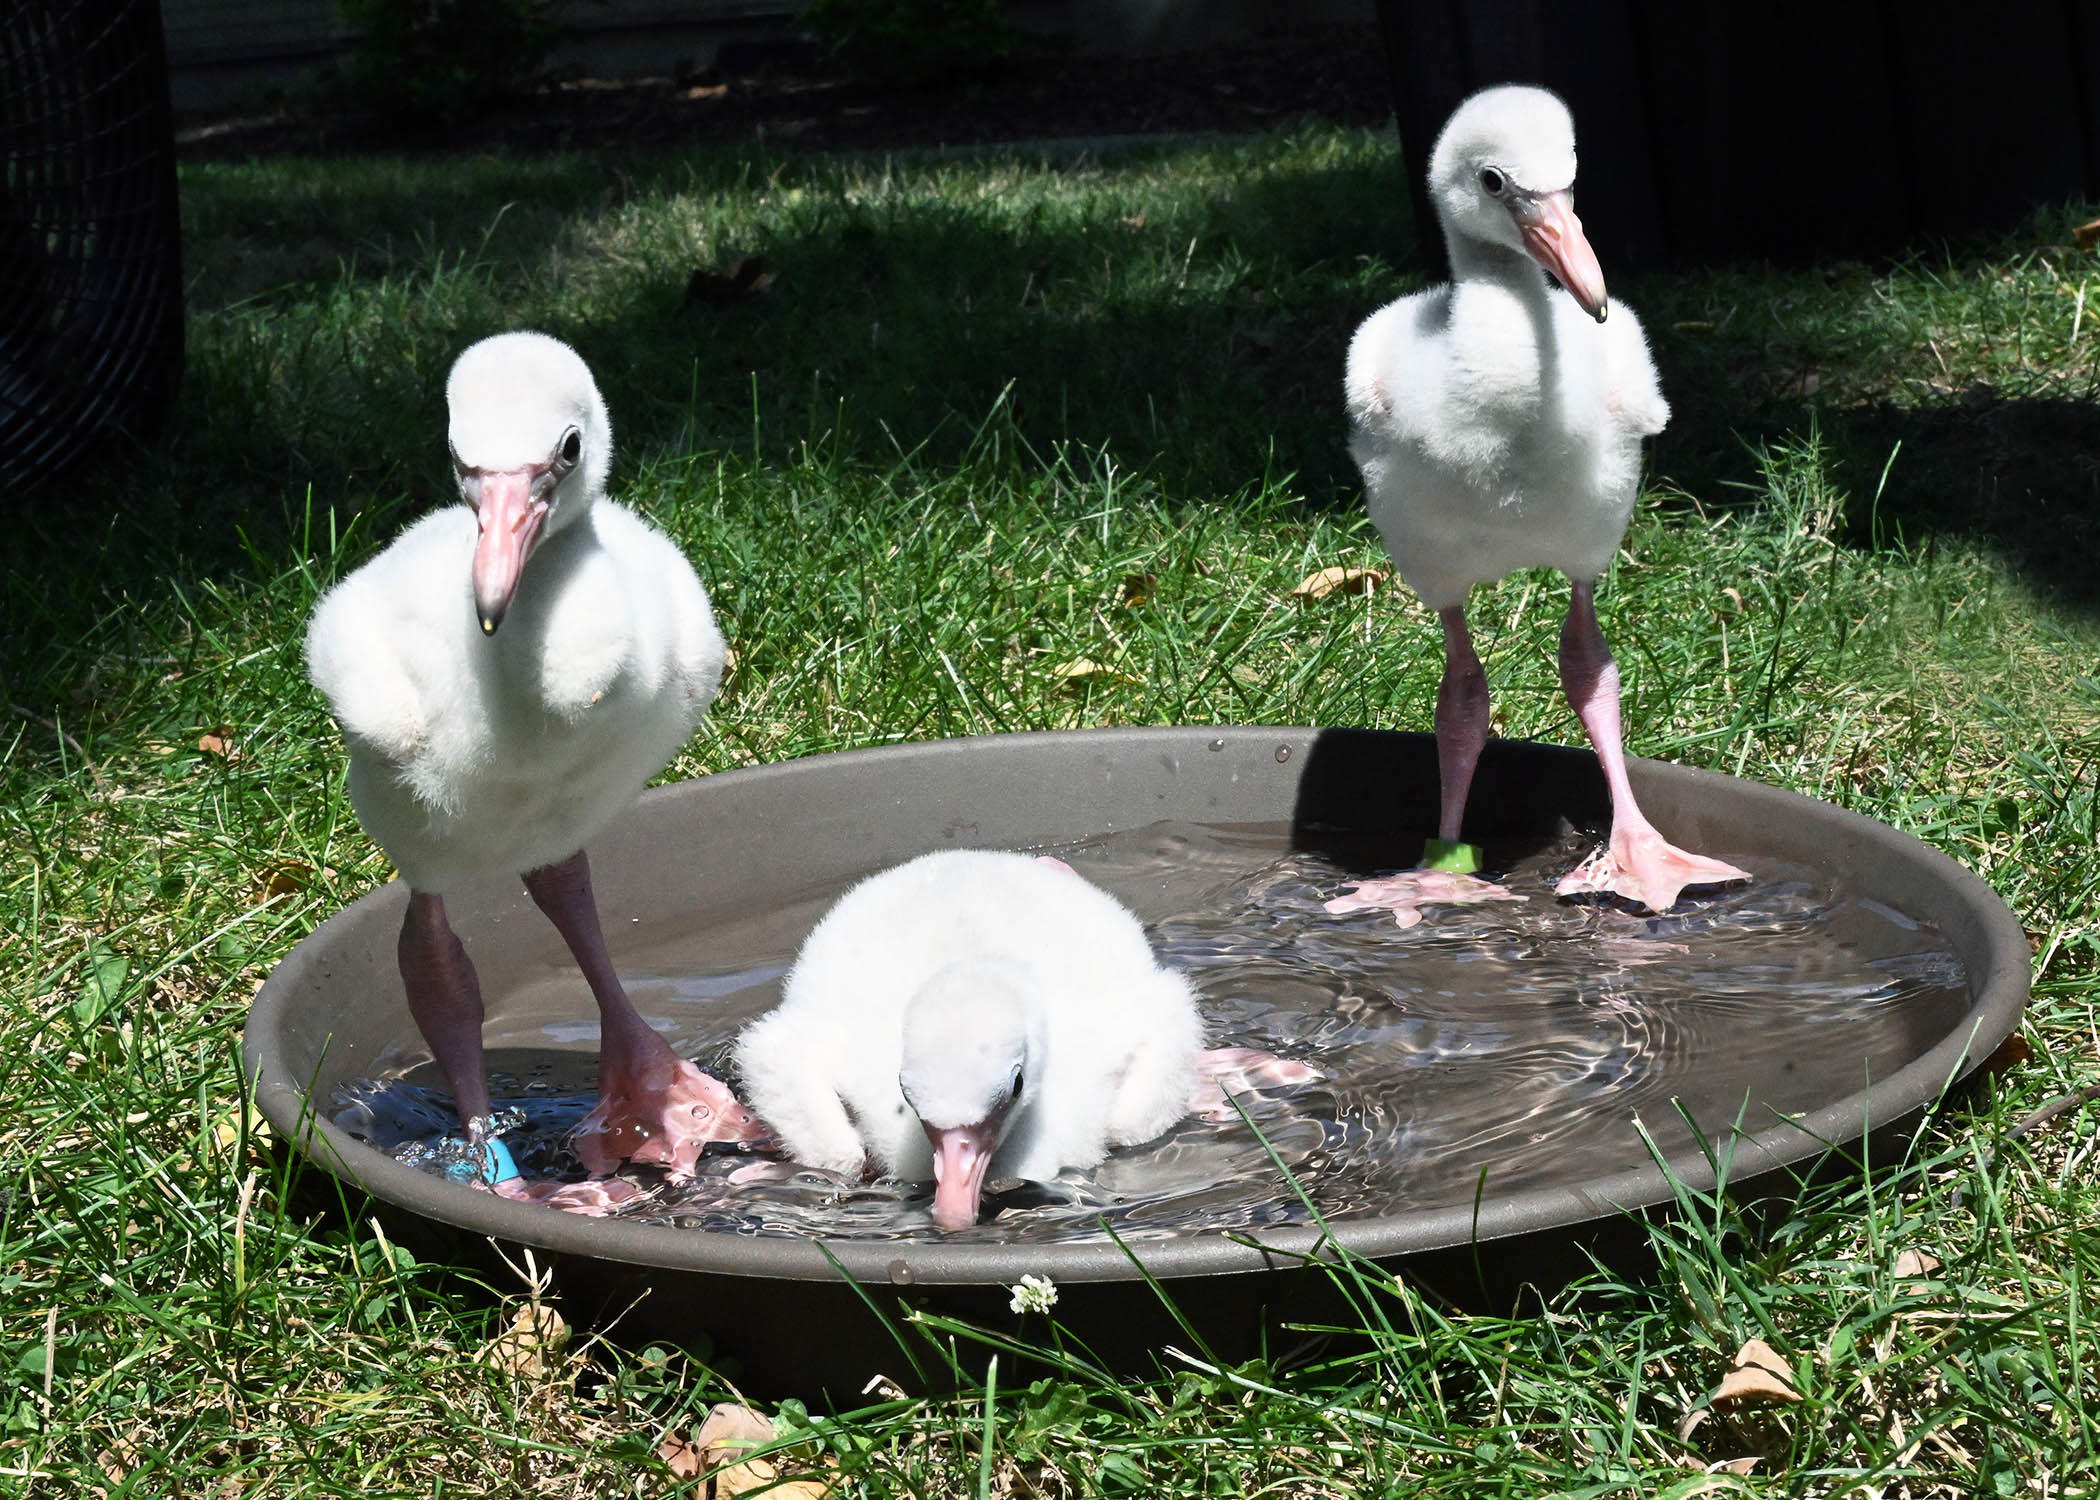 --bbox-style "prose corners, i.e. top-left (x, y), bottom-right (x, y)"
top-left (1554, 579), bottom-right (1749, 912)
top-left (1320, 604), bottom-right (1521, 926)
top-left (523, 850), bottom-right (765, 1178)
top-left (399, 892), bottom-right (493, 1128)
top-left (1433, 604), bottom-right (1490, 843)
